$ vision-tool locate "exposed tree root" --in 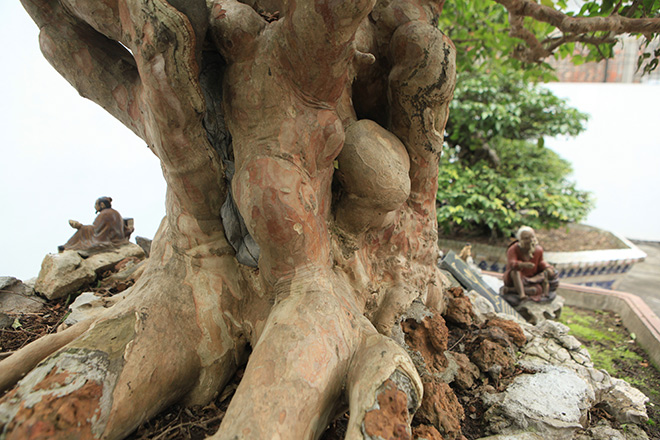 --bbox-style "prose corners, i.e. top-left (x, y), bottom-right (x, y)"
top-left (0, 319), bottom-right (93, 394)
